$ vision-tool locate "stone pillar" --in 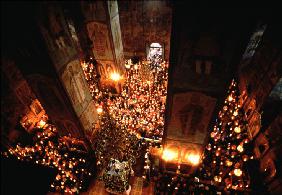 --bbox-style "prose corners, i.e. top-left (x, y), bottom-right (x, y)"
top-left (82, 1), bottom-right (124, 92)
top-left (38, 2), bottom-right (98, 138)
